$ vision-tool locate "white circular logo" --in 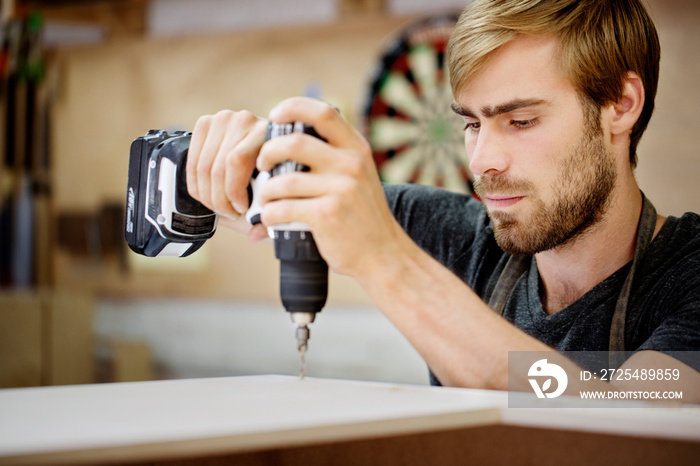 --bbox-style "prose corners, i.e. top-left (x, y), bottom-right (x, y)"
top-left (528, 359), bottom-right (568, 398)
